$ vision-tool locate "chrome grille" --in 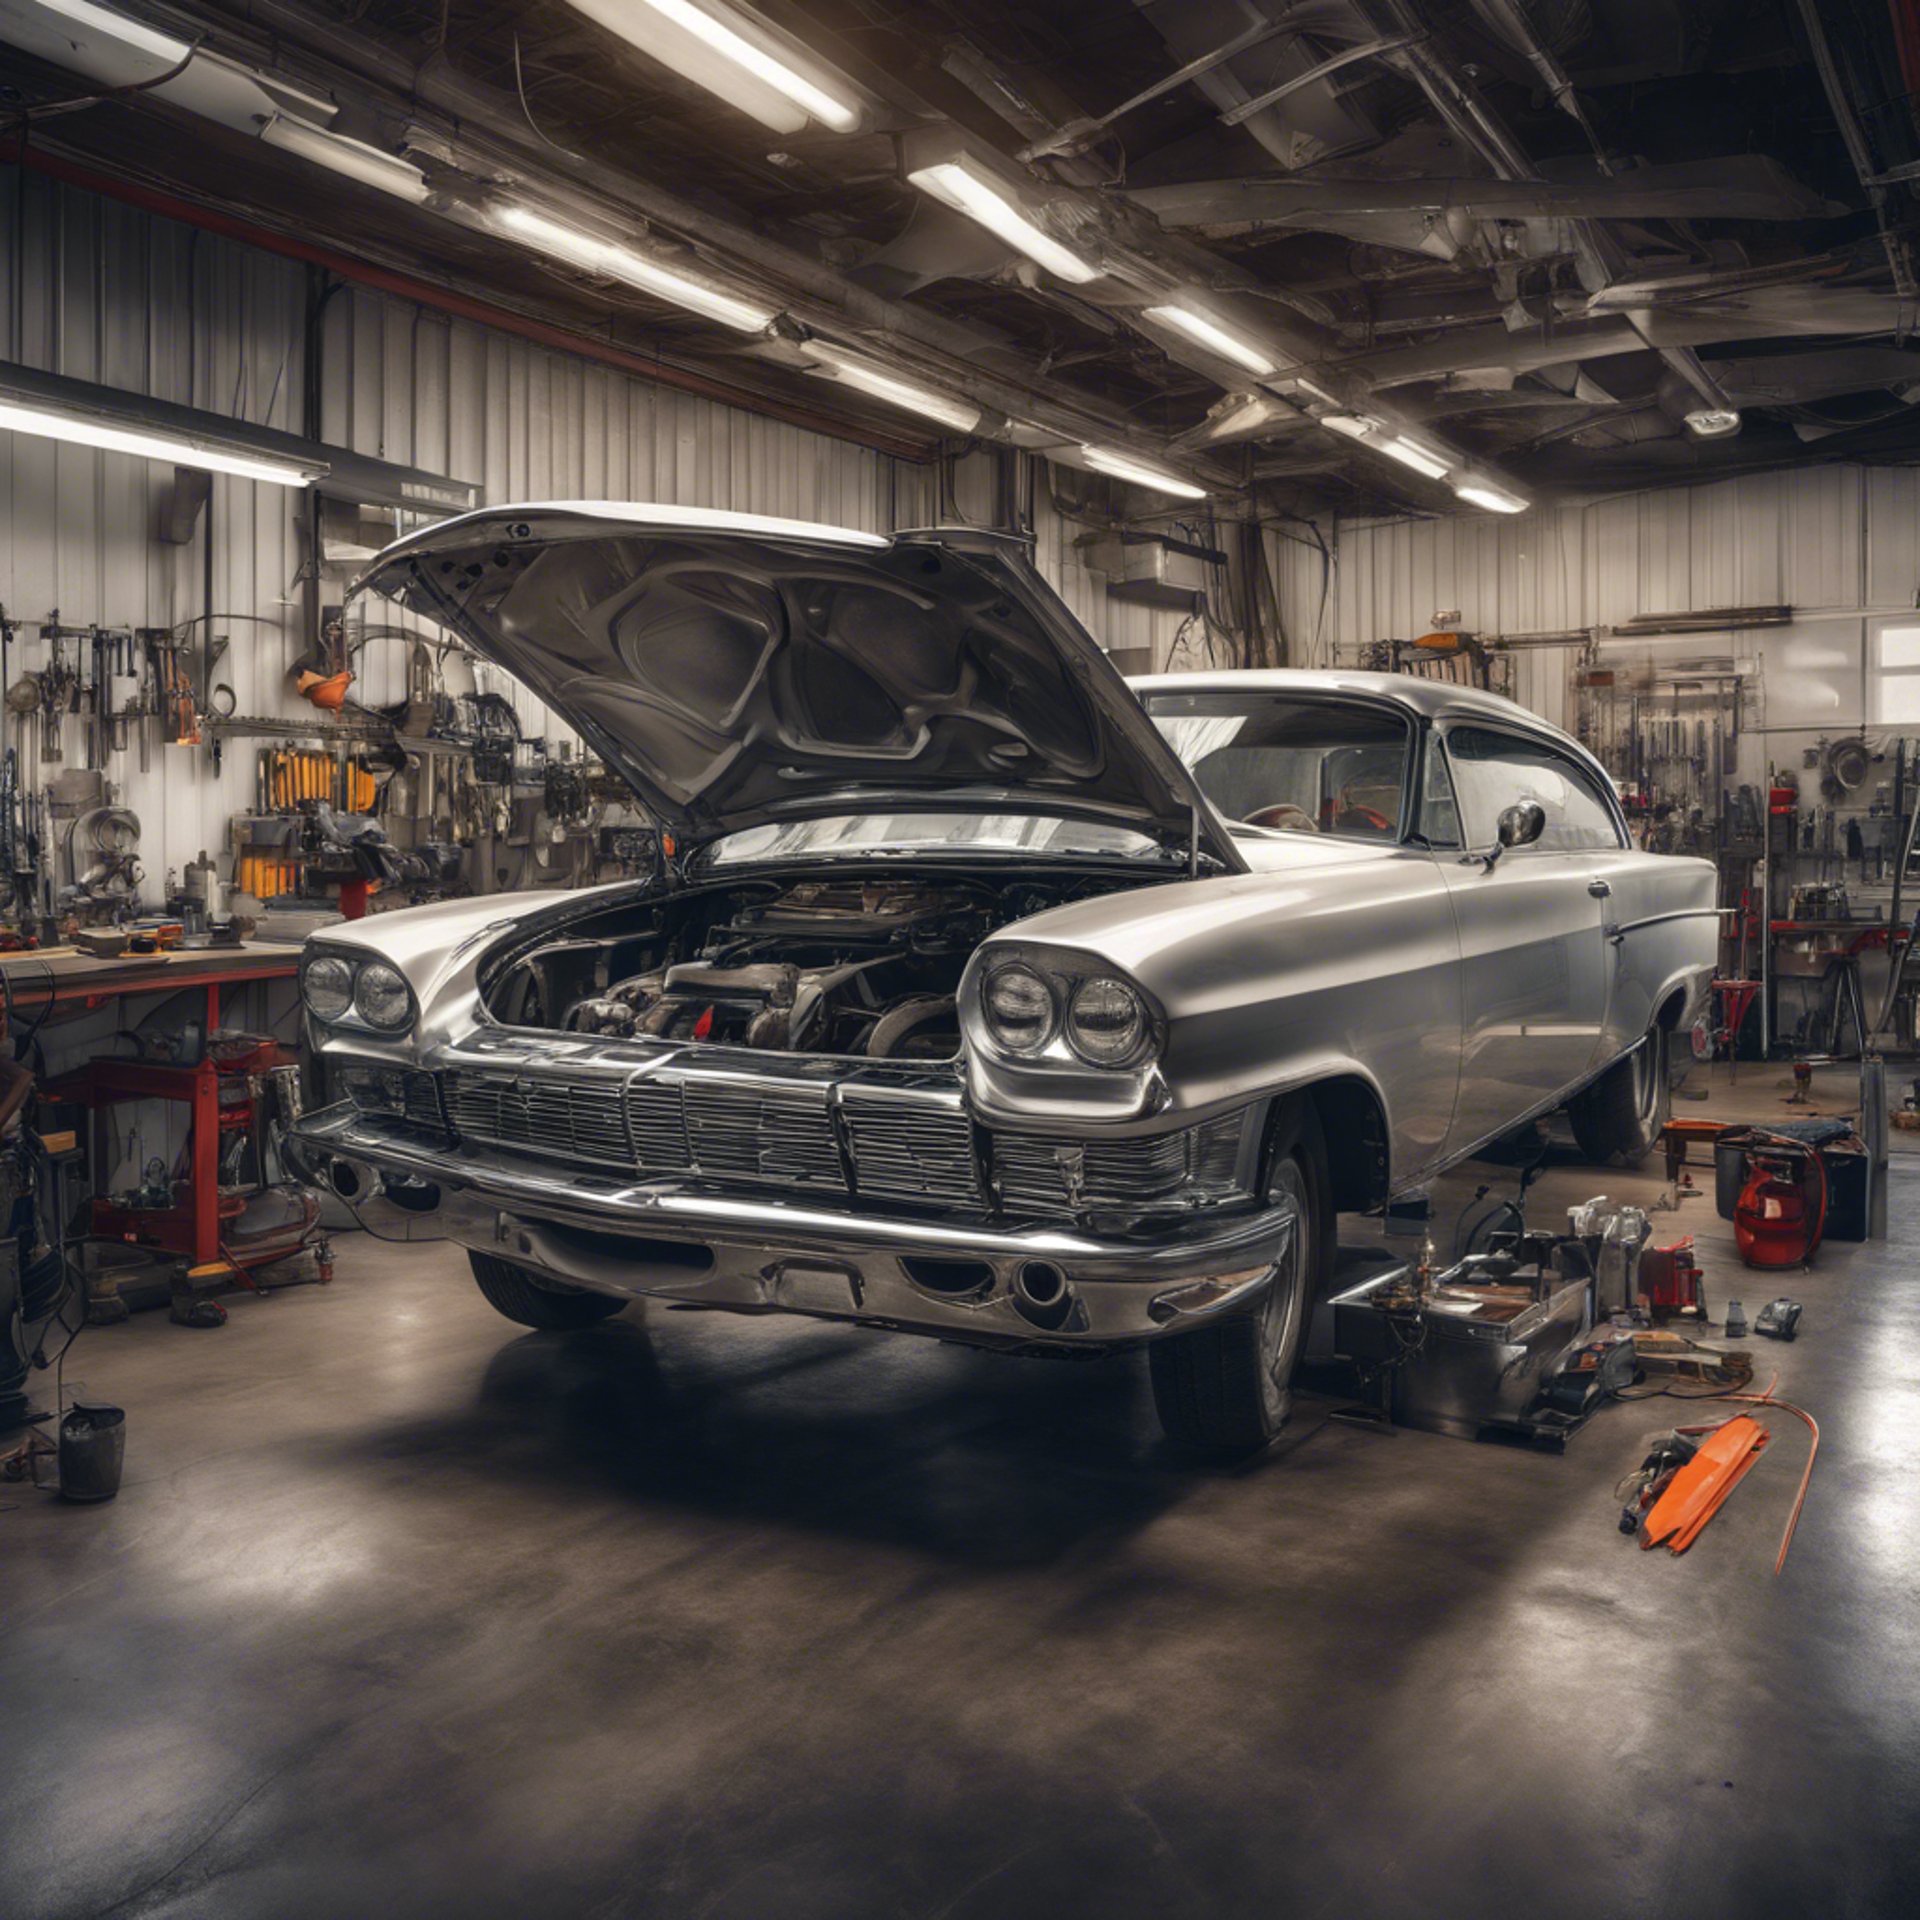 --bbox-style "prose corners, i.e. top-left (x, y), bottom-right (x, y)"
top-left (682, 1081), bottom-right (843, 1191)
top-left (843, 1094), bottom-right (979, 1210)
top-left (401, 1072), bottom-right (445, 1131)
top-left (625, 1078), bottom-right (692, 1174)
top-left (993, 1114), bottom-right (1249, 1221)
top-left (445, 1070), bottom-right (631, 1167)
